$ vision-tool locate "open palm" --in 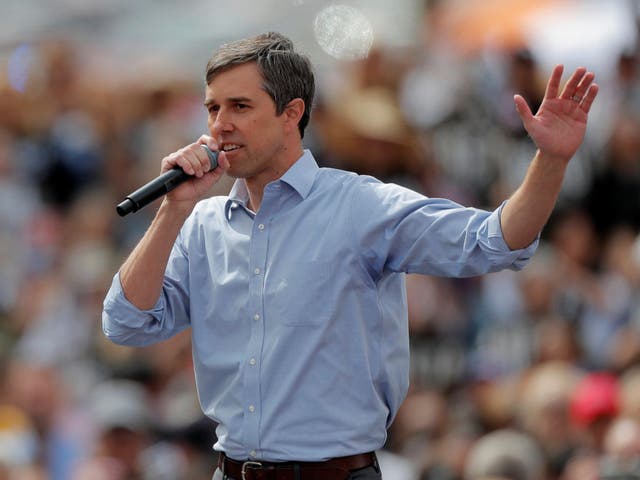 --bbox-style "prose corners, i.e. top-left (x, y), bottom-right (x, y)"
top-left (515, 65), bottom-right (598, 162)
